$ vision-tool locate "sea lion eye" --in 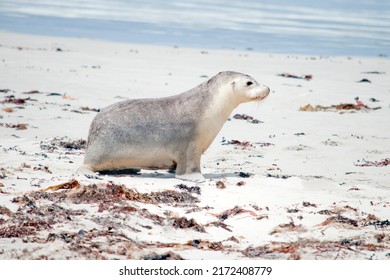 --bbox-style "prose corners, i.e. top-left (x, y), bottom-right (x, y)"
top-left (246, 81), bottom-right (253, 86)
